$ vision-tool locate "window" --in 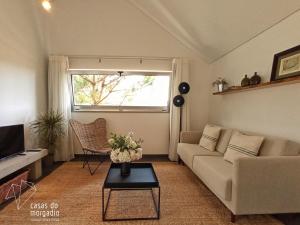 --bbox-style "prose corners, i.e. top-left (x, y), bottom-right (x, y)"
top-left (71, 71), bottom-right (170, 112)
